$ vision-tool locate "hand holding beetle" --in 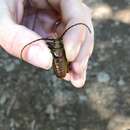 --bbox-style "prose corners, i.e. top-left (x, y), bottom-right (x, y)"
top-left (0, 0), bottom-right (94, 88)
